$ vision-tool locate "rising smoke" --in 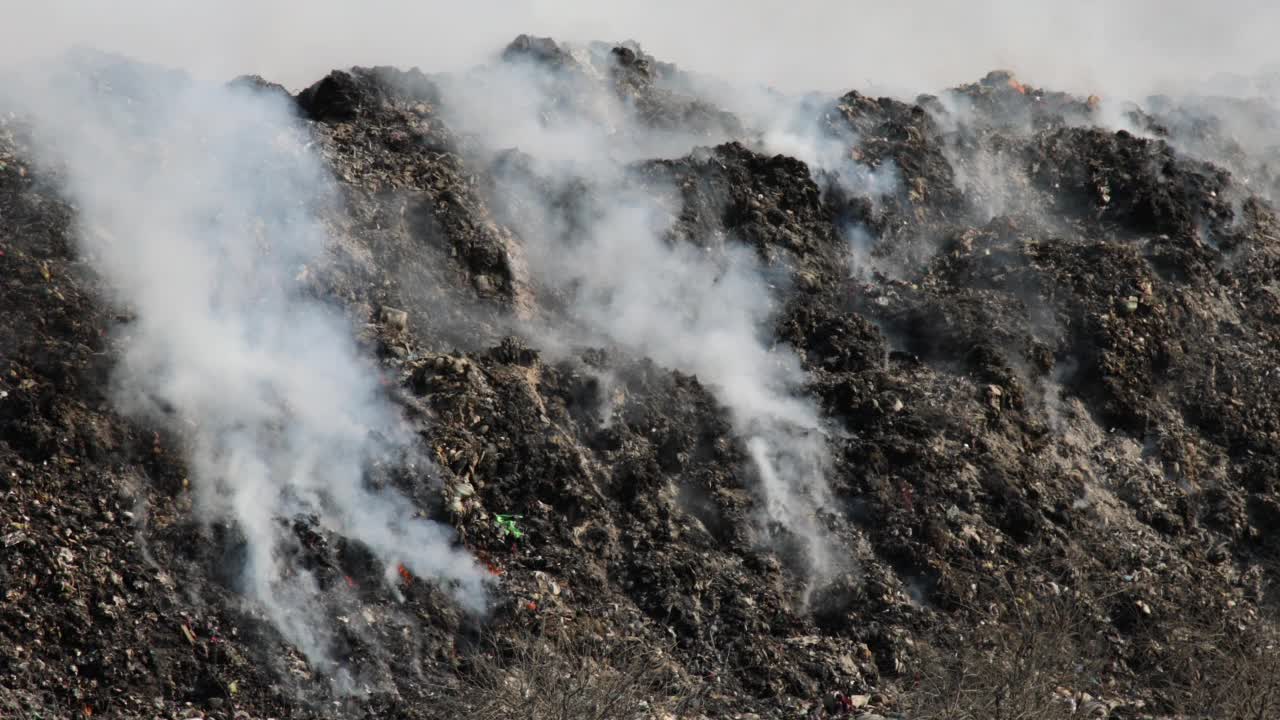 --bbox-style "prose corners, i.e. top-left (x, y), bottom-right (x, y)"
top-left (436, 43), bottom-right (842, 585)
top-left (0, 51), bottom-right (490, 671)
top-left (7, 0), bottom-right (1280, 678)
